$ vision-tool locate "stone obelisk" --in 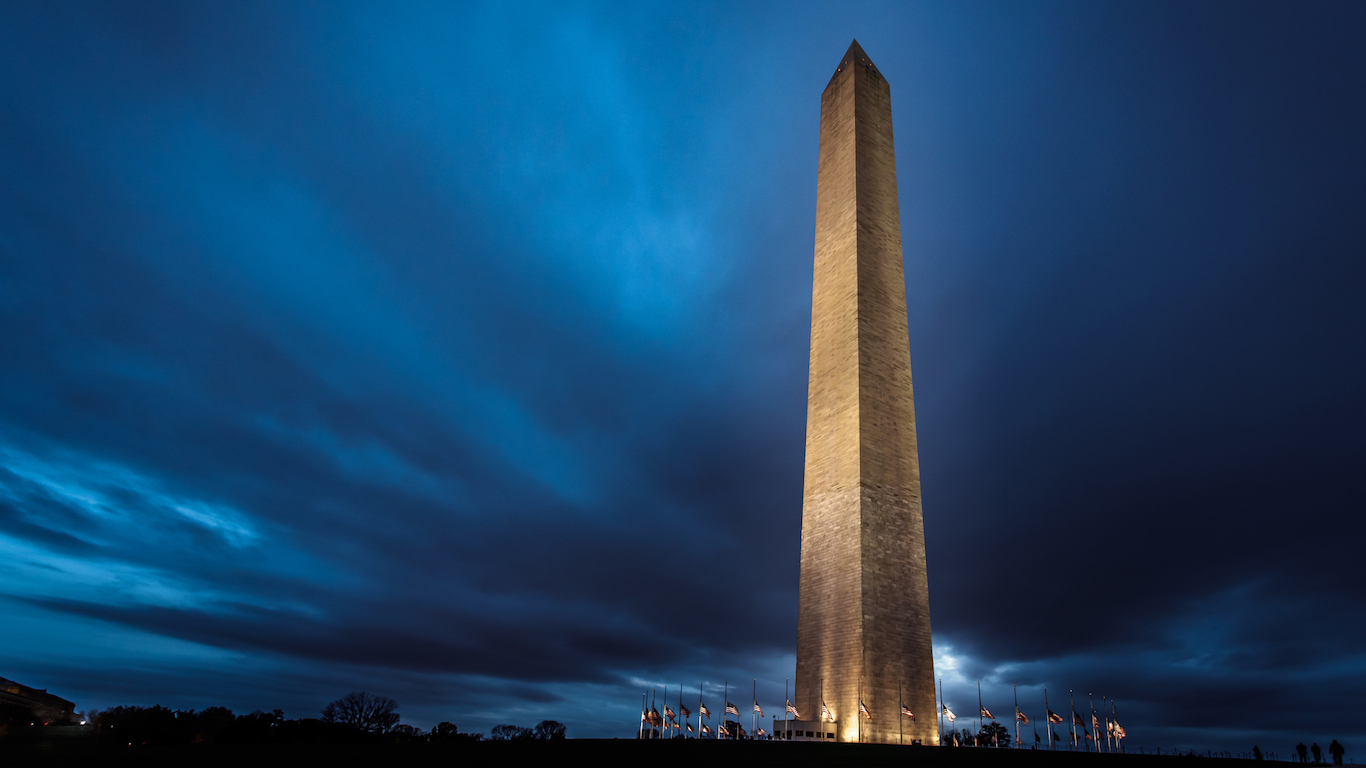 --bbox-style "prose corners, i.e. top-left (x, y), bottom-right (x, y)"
top-left (794, 40), bottom-right (936, 745)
